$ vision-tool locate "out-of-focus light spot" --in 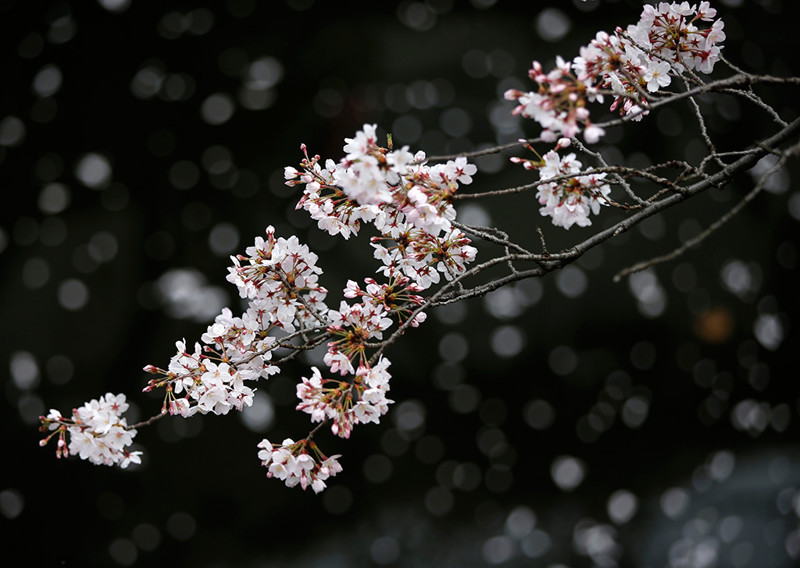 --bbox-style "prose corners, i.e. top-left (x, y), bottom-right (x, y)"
top-left (693, 306), bottom-right (735, 344)
top-left (448, 384), bottom-right (481, 413)
top-left (477, 428), bottom-right (506, 458)
top-left (240, 391), bottom-right (274, 432)
top-left (208, 222), bottom-right (239, 256)
top-left (523, 399), bottom-right (555, 430)
top-left (621, 394), bottom-right (649, 428)
top-left (463, 49), bottom-right (490, 79)
top-left (75, 153), bottom-right (112, 189)
top-left (482, 535), bottom-right (514, 565)
top-left (391, 114), bottom-right (422, 144)
top-left (439, 107), bottom-right (472, 138)
top-left (10, 351), bottom-right (40, 390)
top-left (535, 8), bottom-right (571, 42)
top-left (22, 257), bottom-right (50, 289)
top-left (638, 214), bottom-right (667, 240)
top-left (200, 93), bottom-right (235, 125)
top-left (407, 80), bottom-right (438, 109)
top-left (608, 489), bottom-right (638, 525)
top-left (370, 536), bottom-right (400, 565)
top-left (731, 399), bottom-right (770, 435)
top-left (202, 145), bottom-right (232, 174)
top-left (749, 154), bottom-right (790, 194)
top-left (160, 73), bottom-right (195, 102)
top-left (247, 56), bottom-right (283, 89)
top-left (551, 455), bottom-right (586, 491)
top-left (397, 2), bottom-right (436, 31)
top-left (574, 520), bottom-right (620, 564)
top-left (457, 203), bottom-right (491, 228)
top-left (521, 529), bottom-right (551, 558)
top-left (0, 489), bottom-right (24, 520)
top-left (98, 0), bottom-right (131, 12)
top-left (32, 64), bottom-right (62, 98)
top-left (424, 486), bottom-right (454, 516)
top-left (706, 450), bottom-right (735, 482)
top-left (384, 84), bottom-right (410, 113)
top-left (439, 332), bottom-right (468, 362)
top-left (628, 269), bottom-right (667, 318)
top-left (556, 265), bottom-right (587, 298)
top-left (108, 537), bottom-right (137, 566)
top-left (168, 160), bottom-right (200, 190)
top-left (548, 345), bottom-right (577, 376)
top-left (718, 515), bottom-right (743, 543)
top-left (453, 462), bottom-right (482, 491)
top-left (185, 8), bottom-right (215, 35)
top-left (721, 259), bottom-right (761, 299)
top-left (158, 11), bottom-right (188, 39)
top-left (753, 313), bottom-right (783, 350)
top-left (38, 183), bottom-right (70, 214)
top-left (484, 288), bottom-right (522, 320)
top-left (47, 13), bottom-right (76, 44)
top-left (131, 523), bottom-right (161, 552)
top-left (18, 393), bottom-right (45, 425)
top-left (363, 454), bottom-right (393, 484)
top-left (490, 325), bottom-right (526, 358)
top-left (88, 231), bottom-right (118, 263)
top-left (166, 512), bottom-right (196, 540)
top-left (131, 62), bottom-right (165, 99)
top-left (0, 115), bottom-right (26, 147)
top-left (46, 354), bottom-right (74, 385)
top-left (156, 268), bottom-right (228, 322)
top-left (505, 505), bottom-right (536, 539)
top-left (668, 536), bottom-right (718, 568)
top-left (394, 399), bottom-right (426, 435)
top-left (57, 278), bottom-right (89, 310)
top-left (239, 86), bottom-right (277, 111)
top-left (661, 487), bottom-right (690, 519)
